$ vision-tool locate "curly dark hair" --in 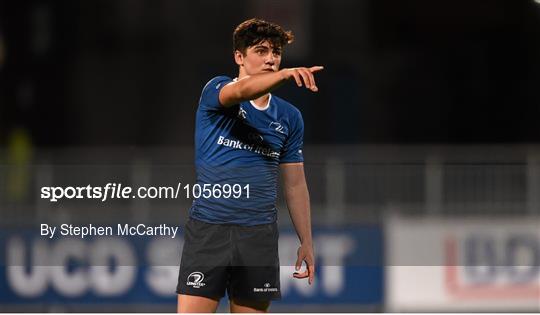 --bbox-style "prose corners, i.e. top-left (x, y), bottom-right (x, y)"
top-left (233, 18), bottom-right (294, 54)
